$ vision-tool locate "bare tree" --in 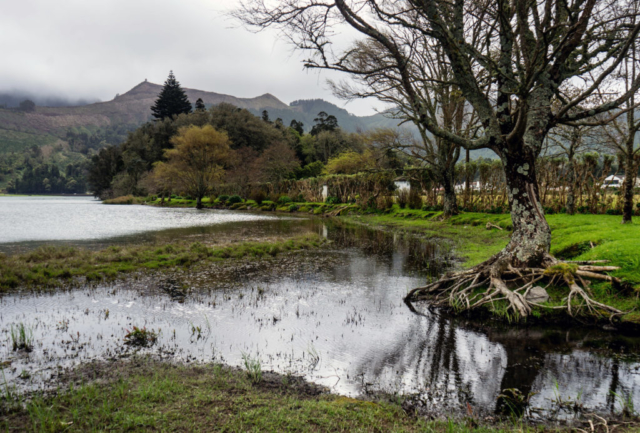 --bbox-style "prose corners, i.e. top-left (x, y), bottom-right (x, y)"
top-left (235, 0), bottom-right (640, 318)
top-left (329, 40), bottom-right (479, 217)
top-left (595, 29), bottom-right (640, 224)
